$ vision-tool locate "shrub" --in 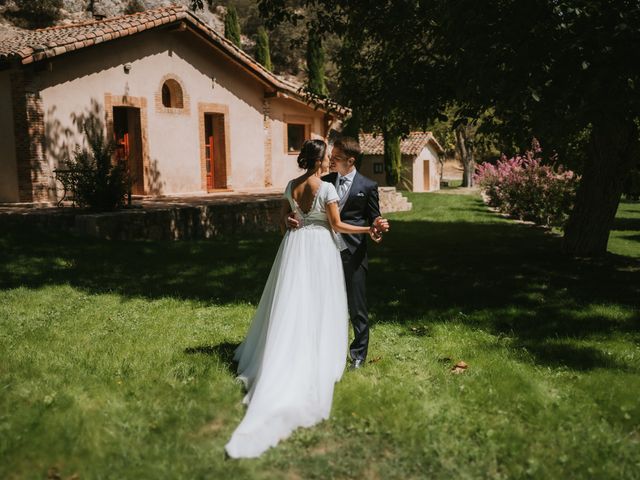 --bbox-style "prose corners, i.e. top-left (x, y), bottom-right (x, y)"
top-left (474, 139), bottom-right (580, 227)
top-left (63, 127), bottom-right (131, 211)
top-left (13, 0), bottom-right (62, 28)
top-left (124, 0), bottom-right (146, 15)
